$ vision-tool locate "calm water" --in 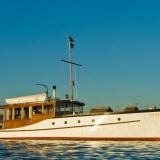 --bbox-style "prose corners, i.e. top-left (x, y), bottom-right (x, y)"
top-left (0, 140), bottom-right (160, 159)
